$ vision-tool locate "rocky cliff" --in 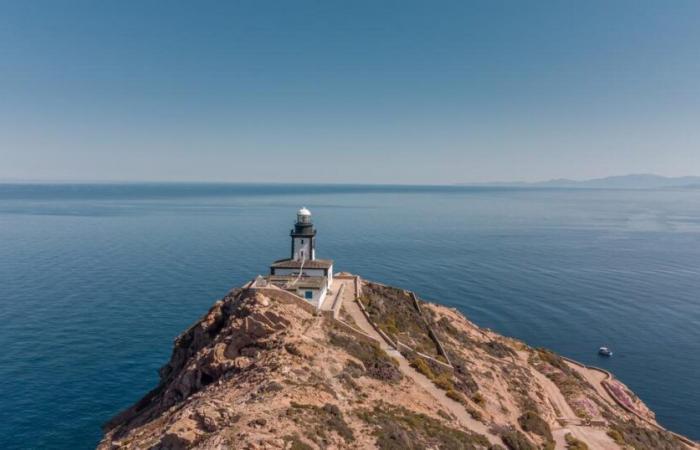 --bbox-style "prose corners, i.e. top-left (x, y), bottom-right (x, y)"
top-left (99, 278), bottom-right (696, 450)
